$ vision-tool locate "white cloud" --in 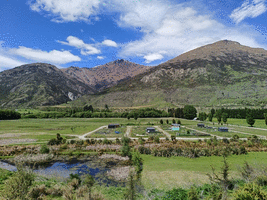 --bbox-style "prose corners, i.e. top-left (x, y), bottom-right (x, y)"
top-left (58, 36), bottom-right (101, 55)
top-left (144, 53), bottom-right (164, 63)
top-left (97, 56), bottom-right (105, 60)
top-left (10, 46), bottom-right (81, 64)
top-left (29, 0), bottom-right (101, 23)
top-left (230, 0), bottom-right (267, 24)
top-left (102, 40), bottom-right (118, 47)
top-left (117, 1), bottom-right (266, 60)
top-left (0, 55), bottom-right (26, 71)
top-left (28, 0), bottom-right (267, 62)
